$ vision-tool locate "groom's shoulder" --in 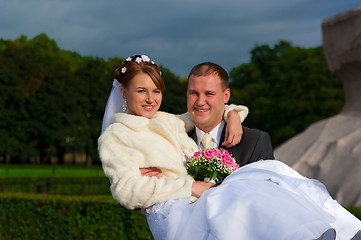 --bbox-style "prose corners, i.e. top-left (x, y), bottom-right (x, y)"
top-left (243, 126), bottom-right (268, 135)
top-left (239, 126), bottom-right (274, 158)
top-left (242, 126), bottom-right (271, 141)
